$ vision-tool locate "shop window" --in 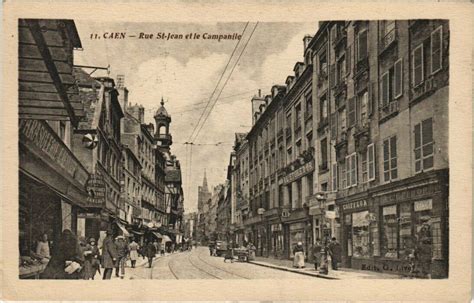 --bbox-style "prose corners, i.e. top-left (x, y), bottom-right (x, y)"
top-left (431, 218), bottom-right (442, 259)
top-left (382, 205), bottom-right (398, 258)
top-left (383, 136), bottom-right (398, 182)
top-left (412, 44), bottom-right (424, 87)
top-left (414, 118), bottom-right (434, 173)
top-left (431, 26), bottom-right (443, 74)
top-left (399, 203), bottom-right (413, 260)
top-left (351, 210), bottom-right (370, 258)
top-left (345, 214), bottom-right (352, 256)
